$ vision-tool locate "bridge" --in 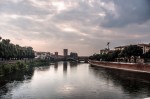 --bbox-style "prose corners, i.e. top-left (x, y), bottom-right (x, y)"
top-left (78, 56), bottom-right (89, 63)
top-left (67, 57), bottom-right (77, 61)
top-left (67, 56), bottom-right (89, 63)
